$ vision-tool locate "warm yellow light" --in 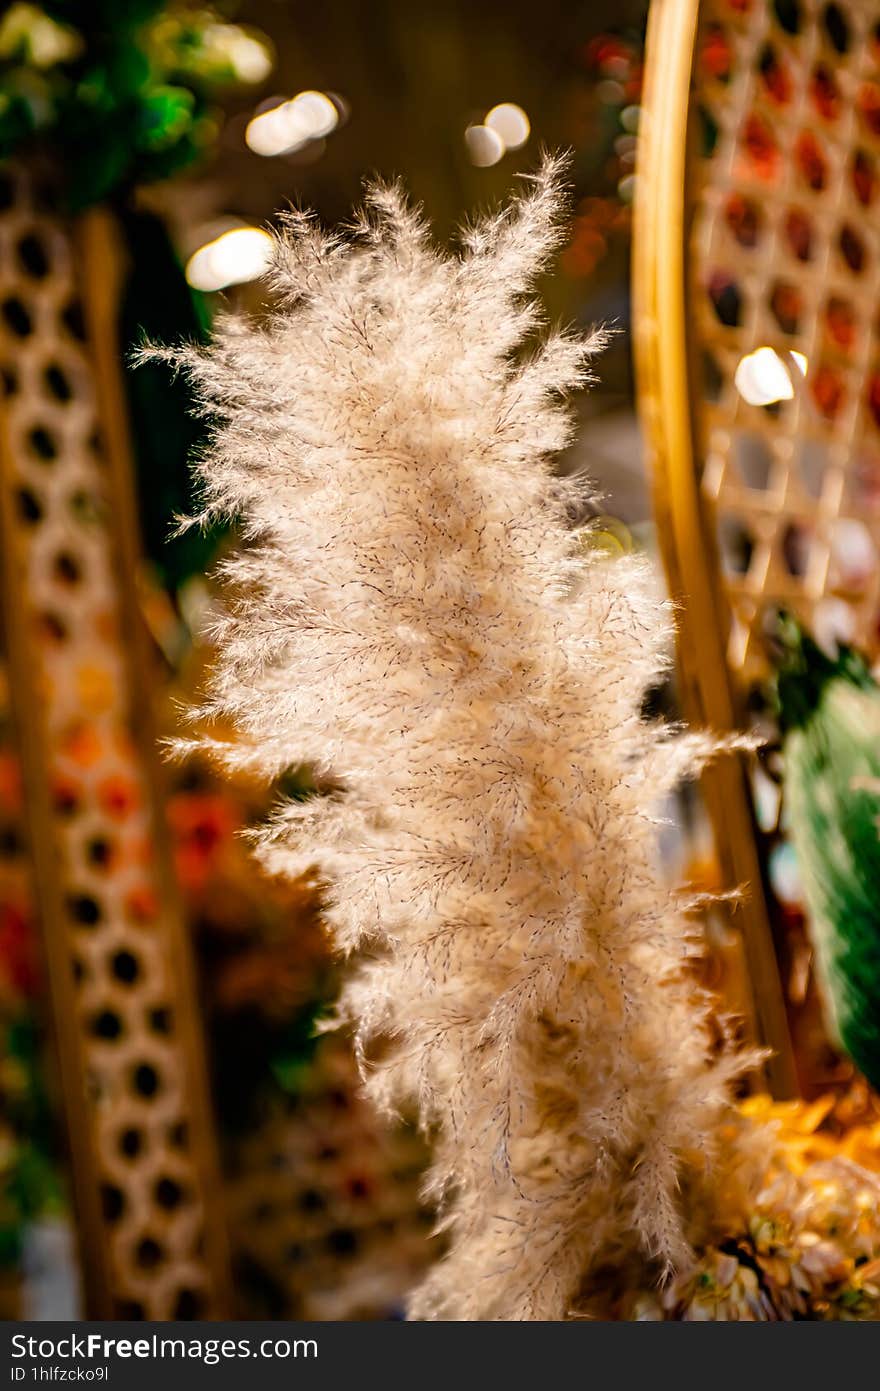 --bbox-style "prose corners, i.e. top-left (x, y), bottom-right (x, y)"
top-left (291, 90), bottom-right (339, 137)
top-left (465, 124), bottom-right (505, 167)
top-left (734, 346), bottom-right (807, 406)
top-left (0, 3), bottom-right (83, 66)
top-left (813, 596), bottom-right (855, 655)
top-left (246, 91), bottom-right (338, 156)
top-left (485, 102), bottom-right (530, 150)
top-left (206, 23), bottom-right (273, 84)
top-left (185, 227), bottom-right (273, 292)
top-left (246, 104), bottom-right (294, 156)
top-left (620, 104), bottom-right (641, 133)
